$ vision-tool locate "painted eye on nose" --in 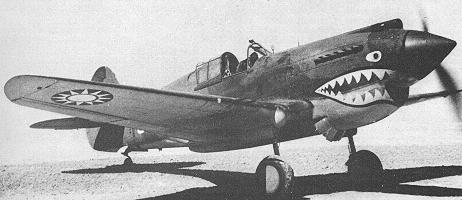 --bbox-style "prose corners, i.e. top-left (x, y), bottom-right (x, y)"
top-left (366, 51), bottom-right (382, 62)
